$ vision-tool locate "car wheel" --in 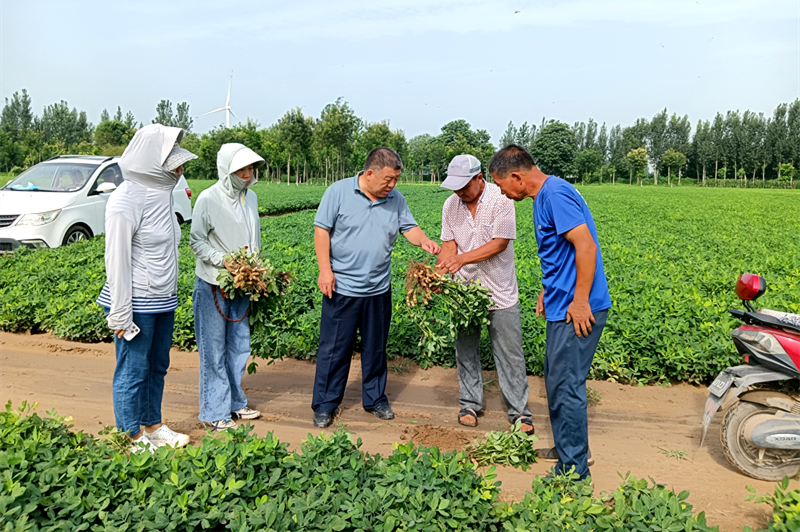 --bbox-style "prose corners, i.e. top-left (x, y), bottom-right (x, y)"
top-left (176, 212), bottom-right (184, 224)
top-left (62, 225), bottom-right (93, 246)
